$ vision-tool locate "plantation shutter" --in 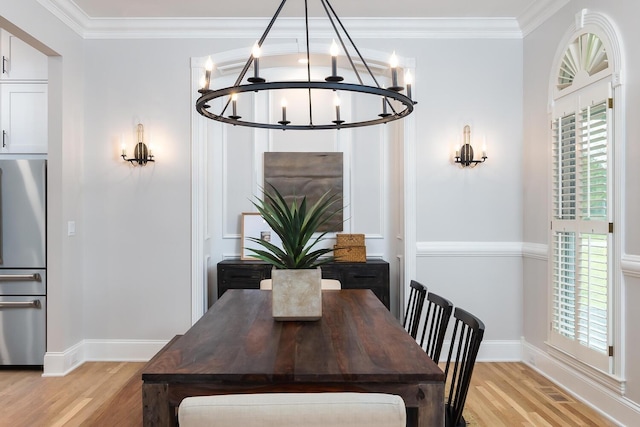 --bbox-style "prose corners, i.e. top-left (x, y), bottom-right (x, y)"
top-left (550, 83), bottom-right (611, 372)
